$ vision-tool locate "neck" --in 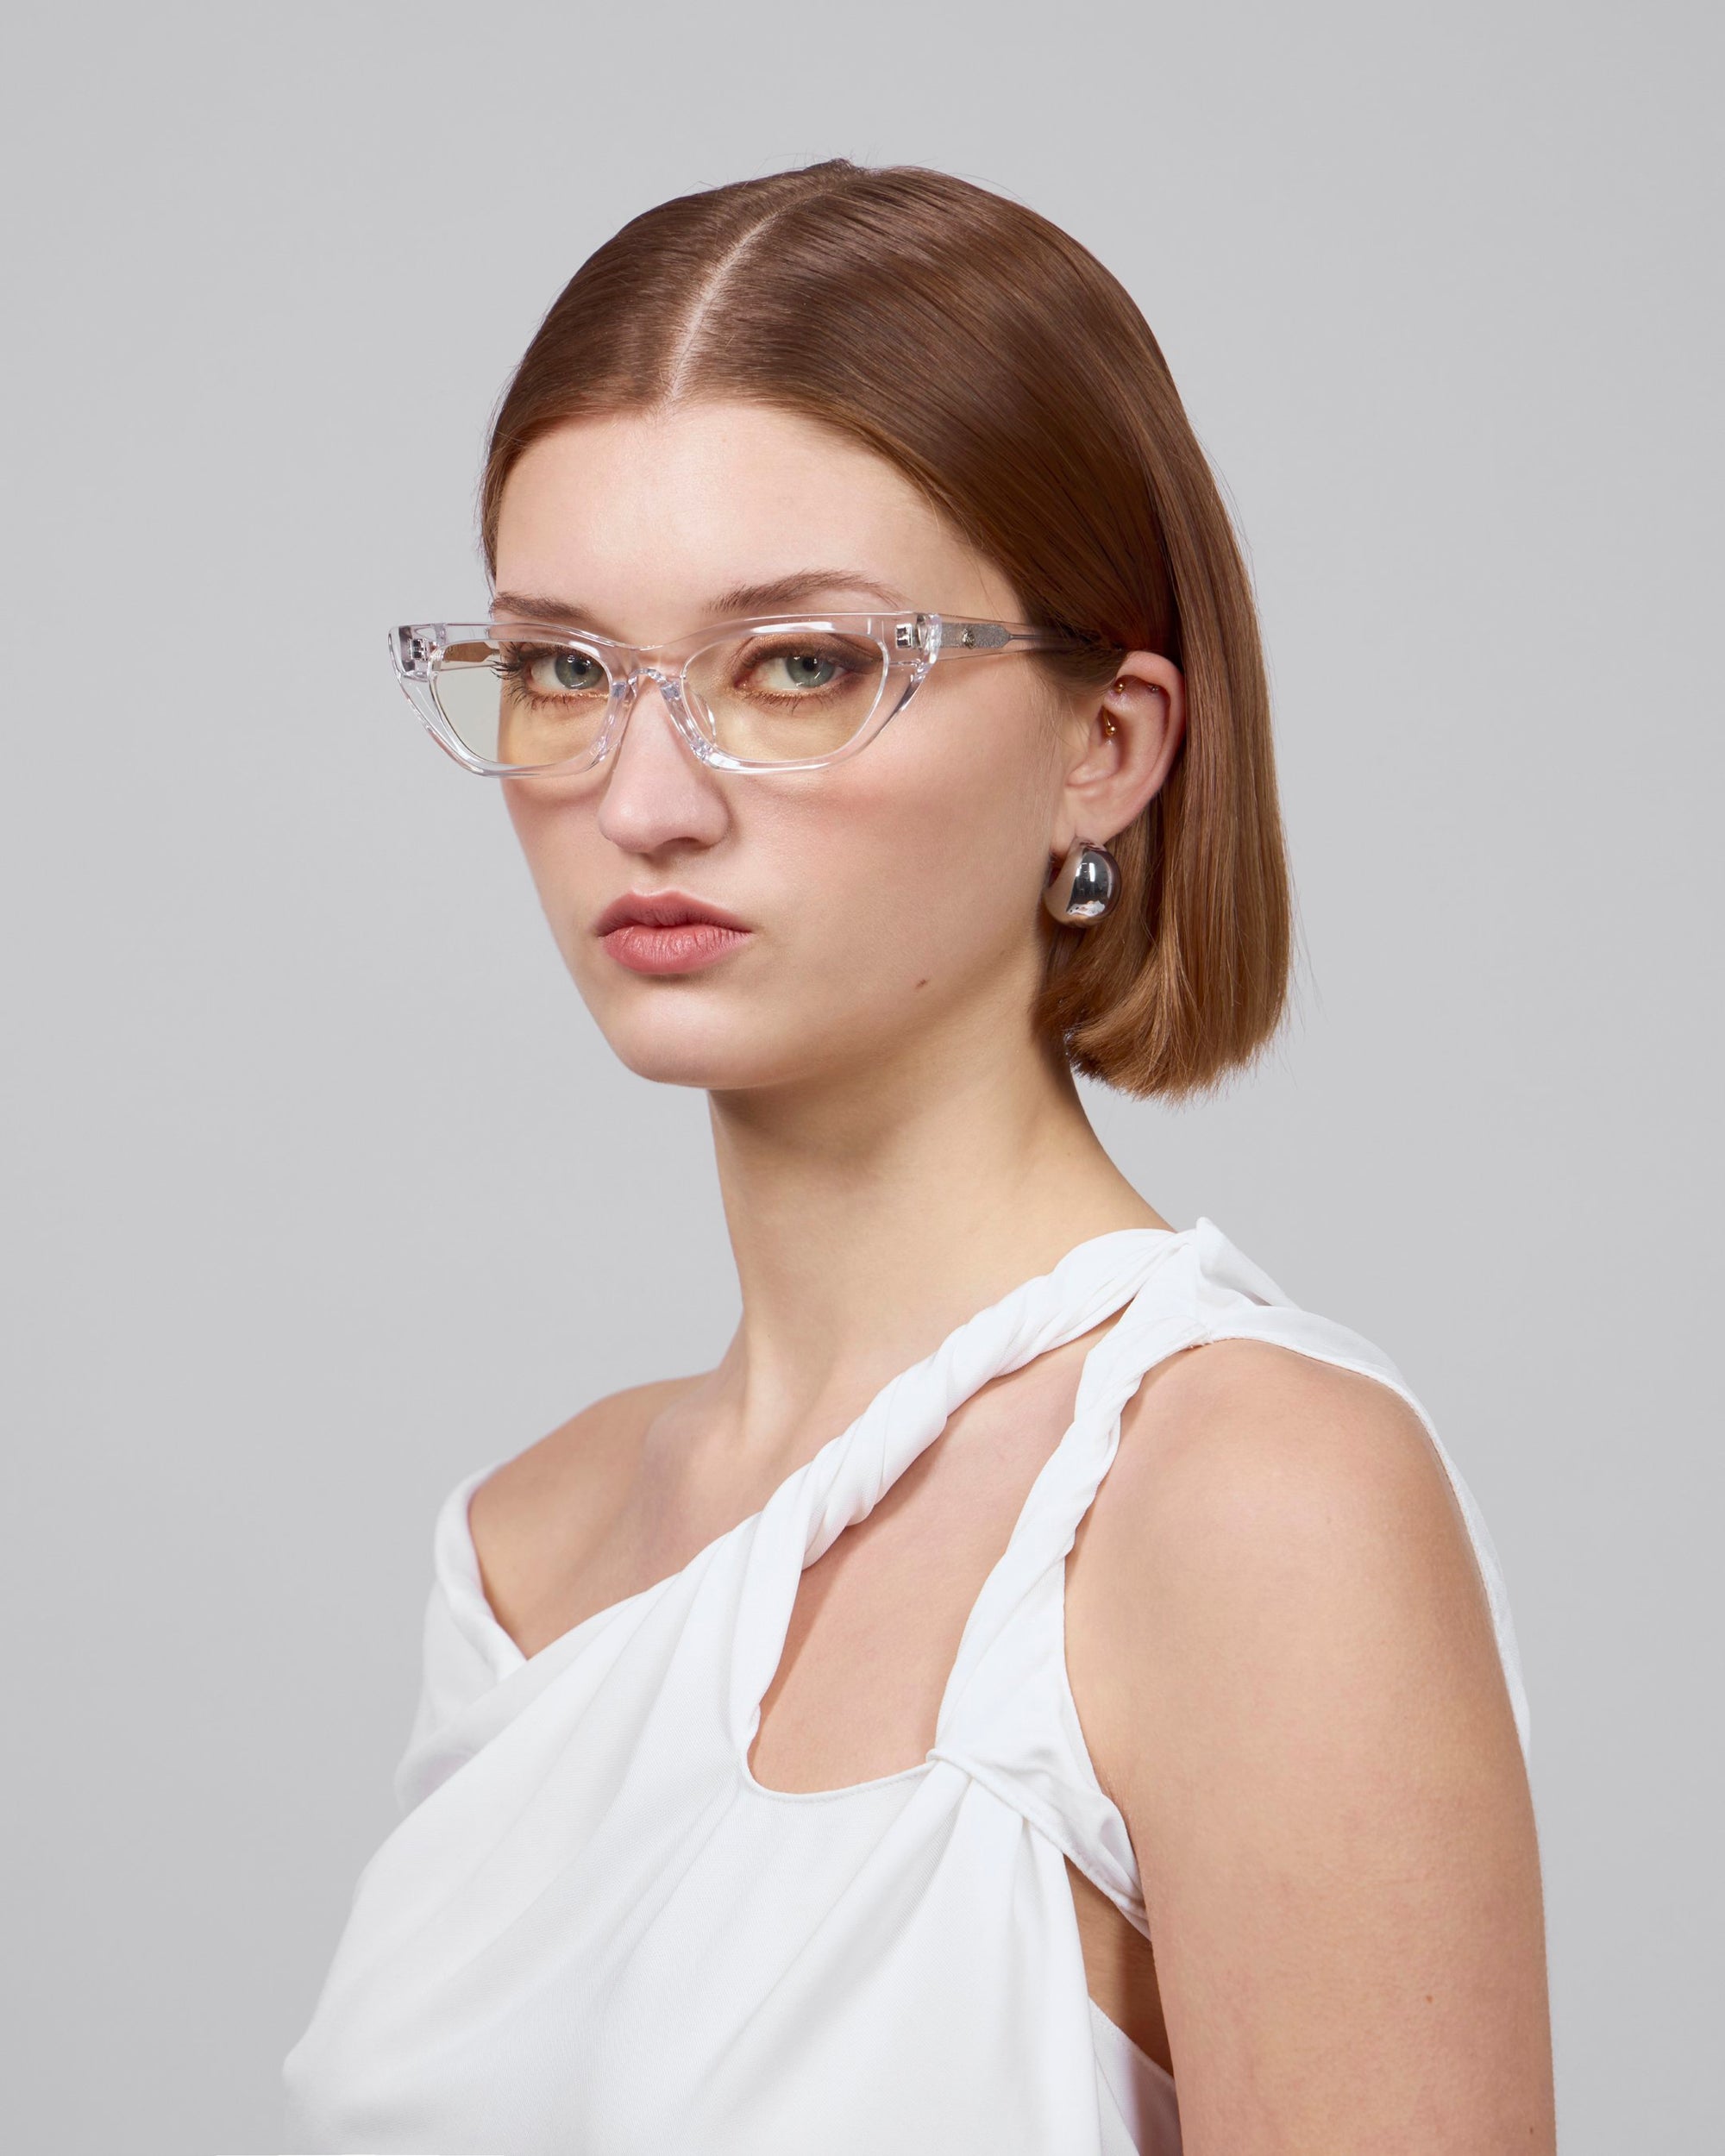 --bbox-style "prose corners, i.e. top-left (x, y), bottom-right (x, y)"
top-left (693, 998), bottom-right (1169, 1472)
